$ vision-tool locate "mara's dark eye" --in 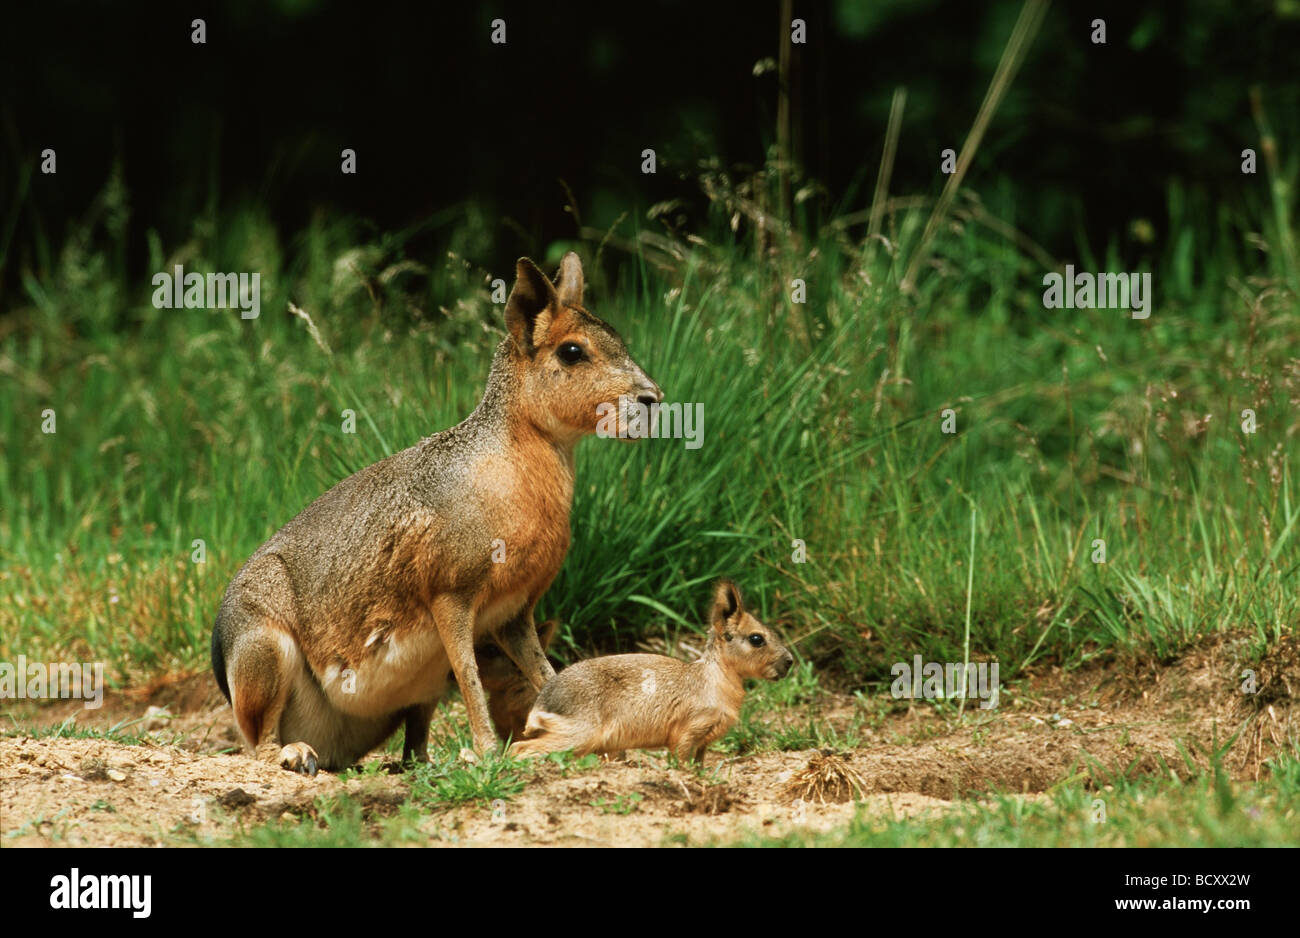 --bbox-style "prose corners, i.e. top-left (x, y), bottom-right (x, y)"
top-left (748, 634), bottom-right (766, 648)
top-left (557, 342), bottom-right (585, 365)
